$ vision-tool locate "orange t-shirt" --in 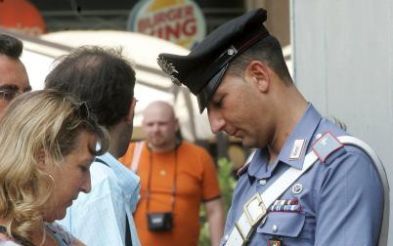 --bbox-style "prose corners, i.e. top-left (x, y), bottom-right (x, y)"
top-left (119, 141), bottom-right (221, 246)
